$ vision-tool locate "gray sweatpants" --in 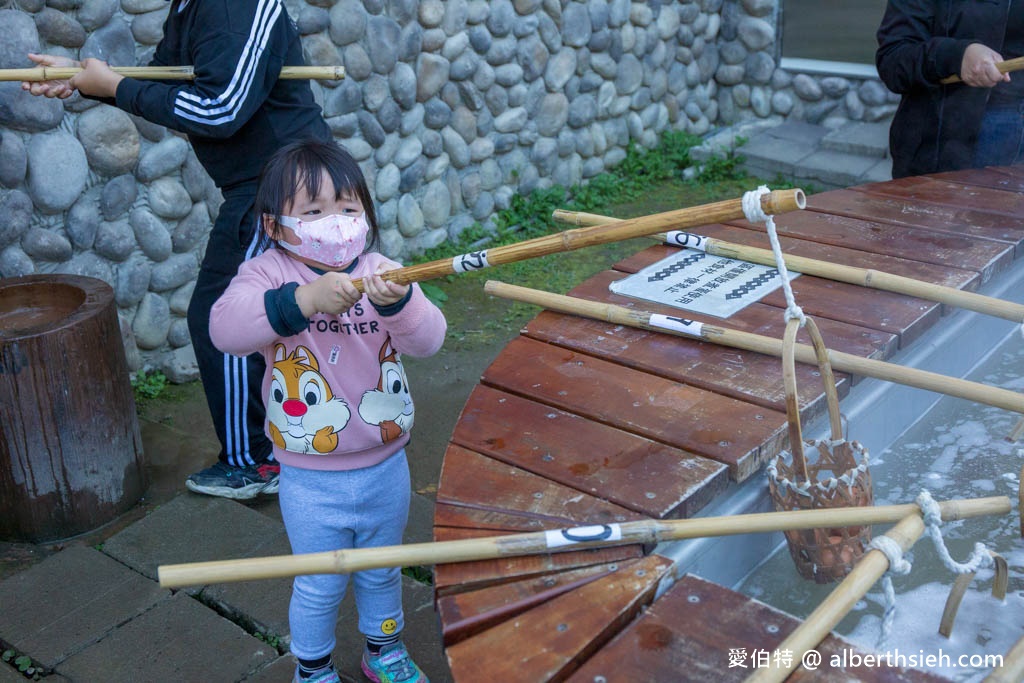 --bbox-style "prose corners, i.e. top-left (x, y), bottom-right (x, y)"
top-left (279, 451), bottom-right (410, 660)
